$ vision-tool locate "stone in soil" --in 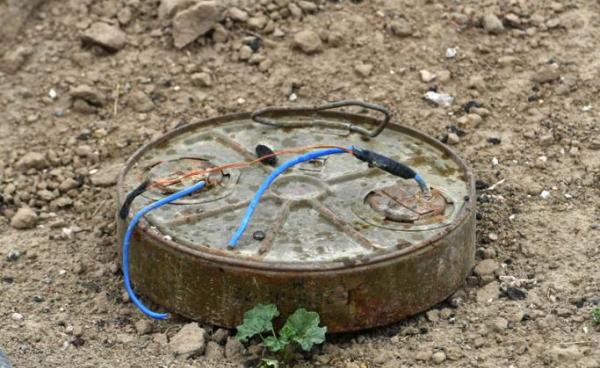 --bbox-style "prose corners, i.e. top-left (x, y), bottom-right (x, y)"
top-left (172, 1), bottom-right (220, 49)
top-left (293, 29), bottom-right (323, 54)
top-left (204, 341), bottom-right (224, 360)
top-left (128, 90), bottom-right (154, 112)
top-left (134, 320), bottom-right (153, 335)
top-left (482, 14), bottom-right (504, 34)
top-left (354, 63), bottom-right (373, 78)
top-left (158, 0), bottom-right (197, 20)
top-left (210, 328), bottom-right (229, 344)
top-left (532, 66), bottom-right (560, 83)
top-left (476, 281), bottom-right (500, 304)
top-left (70, 85), bottom-right (105, 107)
top-left (81, 22), bottom-right (127, 52)
top-left (224, 336), bottom-right (244, 360)
top-left (420, 70), bottom-right (437, 83)
top-left (191, 72), bottom-right (212, 87)
top-left (228, 7), bottom-right (248, 22)
top-left (473, 259), bottom-right (499, 278)
top-left (169, 322), bottom-right (207, 358)
top-left (388, 18), bottom-right (413, 37)
top-left (10, 207), bottom-right (38, 230)
top-left (90, 164), bottom-right (123, 187)
top-left (490, 317), bottom-right (508, 332)
top-left (432, 351), bottom-right (446, 364)
top-left (16, 151), bottom-right (48, 170)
